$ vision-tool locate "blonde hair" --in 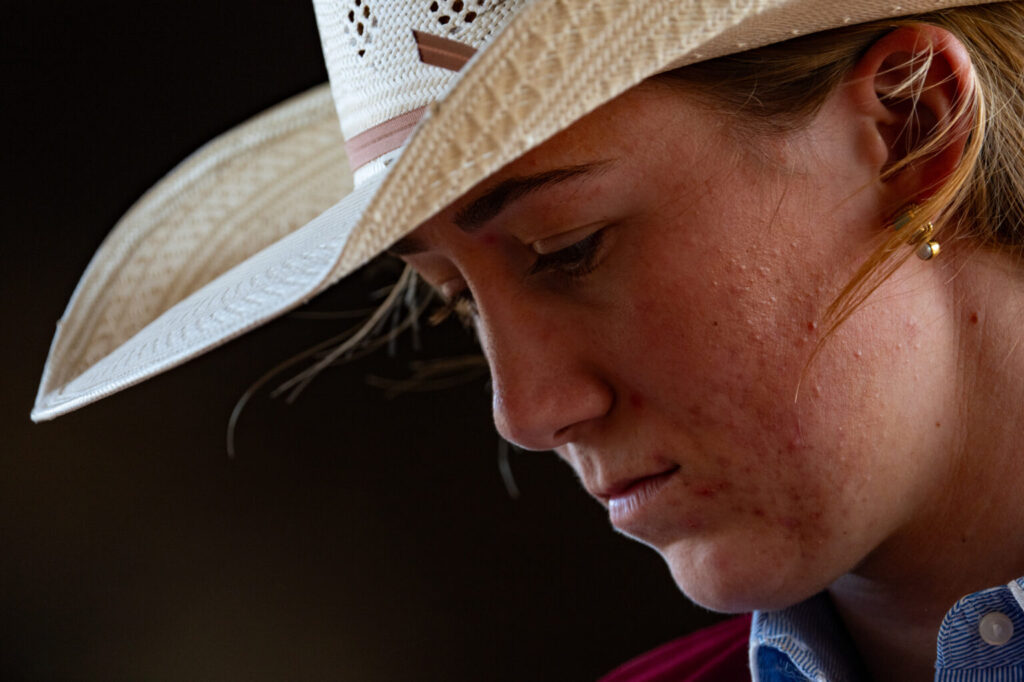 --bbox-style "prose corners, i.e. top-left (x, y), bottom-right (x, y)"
top-left (658, 1), bottom-right (1024, 332)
